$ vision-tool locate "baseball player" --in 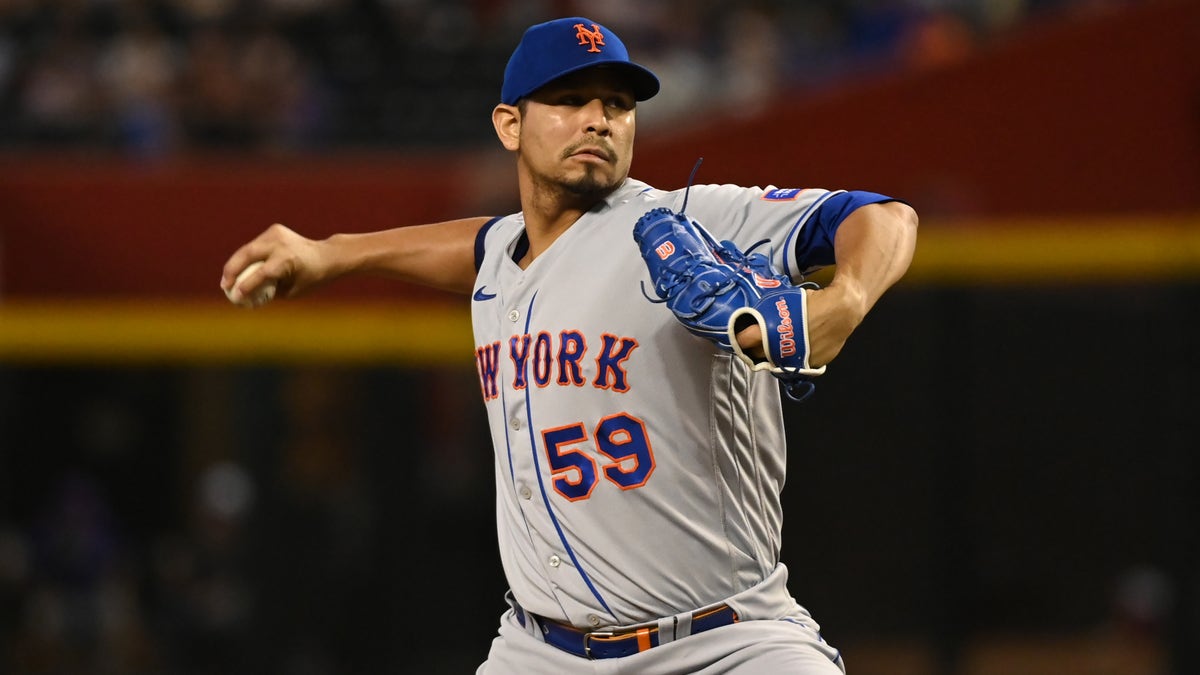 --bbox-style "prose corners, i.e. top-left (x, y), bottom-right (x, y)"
top-left (221, 17), bottom-right (917, 674)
